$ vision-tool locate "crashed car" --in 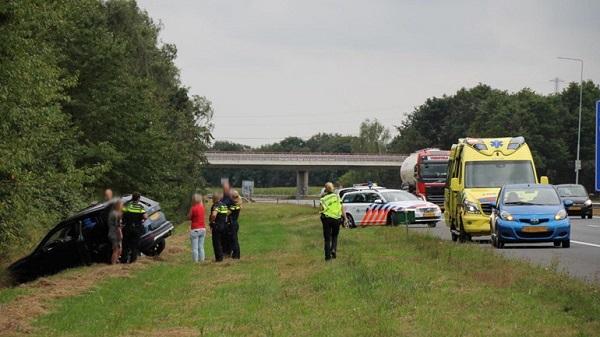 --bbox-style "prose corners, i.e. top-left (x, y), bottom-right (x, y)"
top-left (8, 195), bottom-right (173, 283)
